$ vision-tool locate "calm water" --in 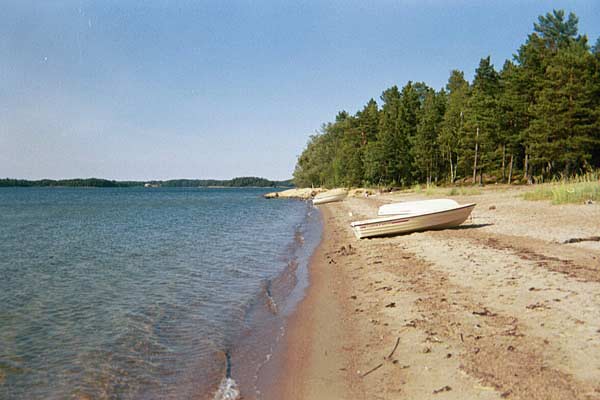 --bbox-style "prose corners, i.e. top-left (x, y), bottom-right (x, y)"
top-left (0, 187), bottom-right (320, 399)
